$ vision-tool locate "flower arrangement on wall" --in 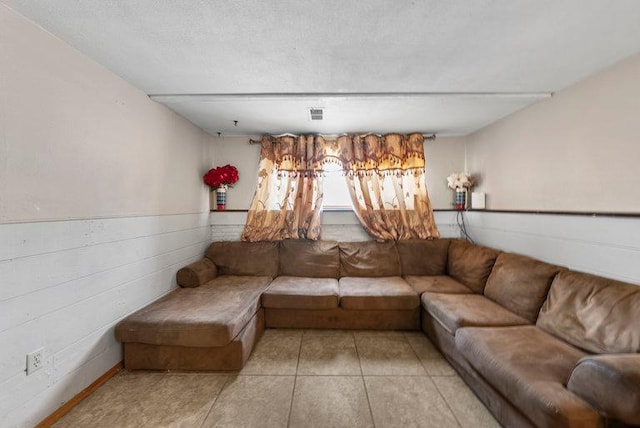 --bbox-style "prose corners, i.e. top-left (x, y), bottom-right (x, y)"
top-left (447, 172), bottom-right (474, 210)
top-left (204, 164), bottom-right (239, 210)
top-left (447, 172), bottom-right (474, 190)
top-left (203, 164), bottom-right (239, 190)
